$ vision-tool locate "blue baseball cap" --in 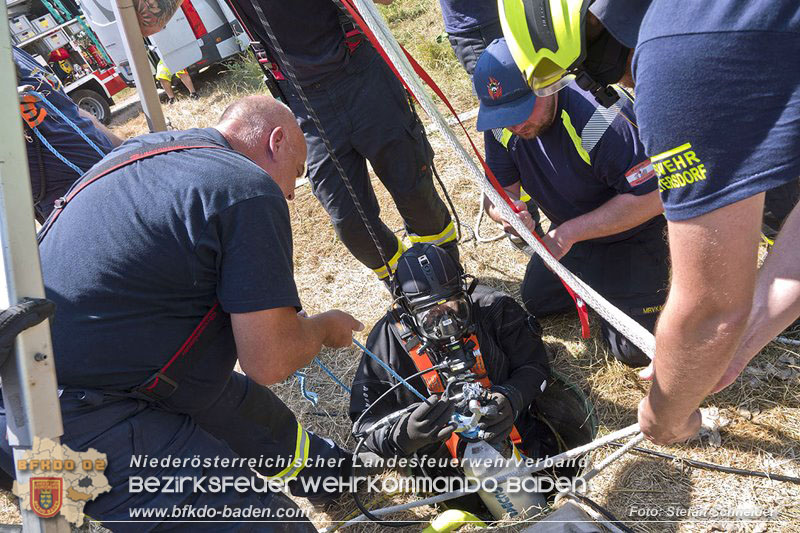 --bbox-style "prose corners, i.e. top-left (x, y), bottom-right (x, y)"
top-left (474, 38), bottom-right (537, 132)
